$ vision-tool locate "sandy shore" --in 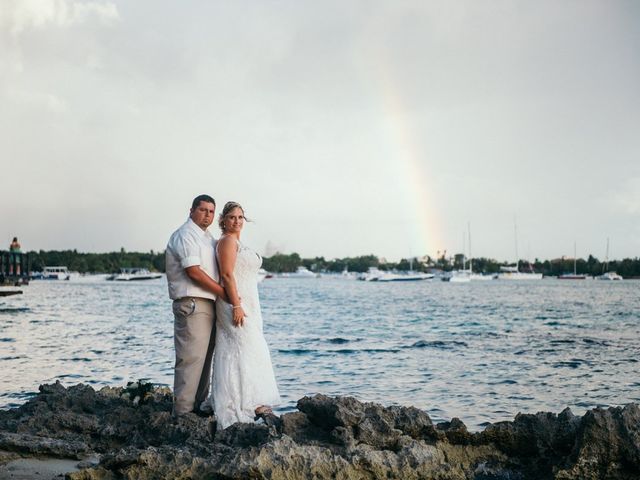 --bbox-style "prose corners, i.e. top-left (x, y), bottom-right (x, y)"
top-left (0, 457), bottom-right (86, 479)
